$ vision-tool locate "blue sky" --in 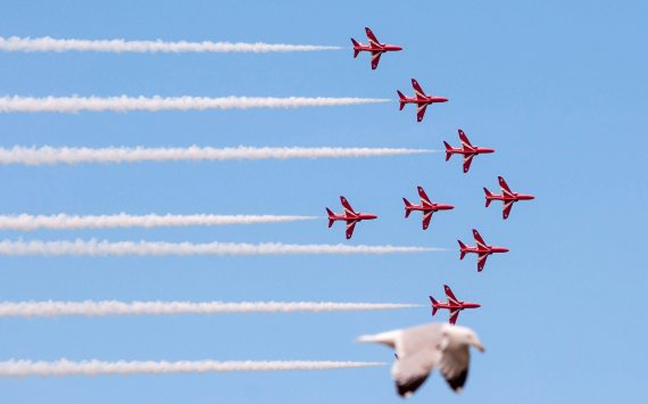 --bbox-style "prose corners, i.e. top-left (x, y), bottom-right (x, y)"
top-left (1, 0), bottom-right (647, 402)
